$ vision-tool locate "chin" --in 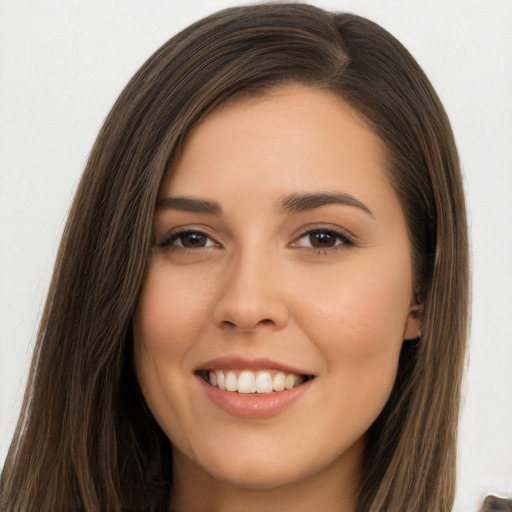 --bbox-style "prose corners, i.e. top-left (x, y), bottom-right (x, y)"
top-left (192, 446), bottom-right (328, 492)
top-left (210, 464), bottom-right (304, 491)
